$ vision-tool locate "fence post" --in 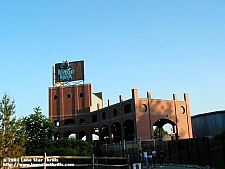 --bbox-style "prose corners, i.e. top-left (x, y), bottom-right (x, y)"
top-left (187, 139), bottom-right (190, 164)
top-left (206, 137), bottom-right (212, 168)
top-left (168, 141), bottom-right (171, 163)
top-left (221, 135), bottom-right (225, 166)
top-left (178, 140), bottom-right (181, 164)
top-left (123, 140), bottom-right (126, 157)
top-left (92, 154), bottom-right (95, 169)
top-left (196, 138), bottom-right (201, 166)
top-left (44, 152), bottom-right (46, 169)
